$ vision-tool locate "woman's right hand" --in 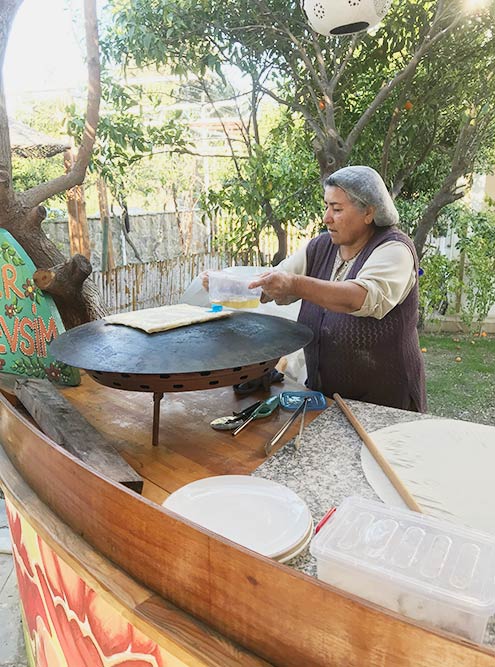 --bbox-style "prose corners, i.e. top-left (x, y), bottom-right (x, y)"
top-left (249, 271), bottom-right (297, 304)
